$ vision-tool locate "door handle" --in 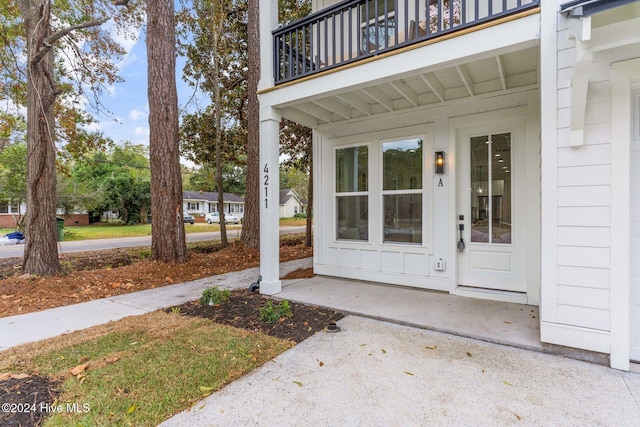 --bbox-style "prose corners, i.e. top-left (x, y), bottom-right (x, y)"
top-left (458, 222), bottom-right (466, 252)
